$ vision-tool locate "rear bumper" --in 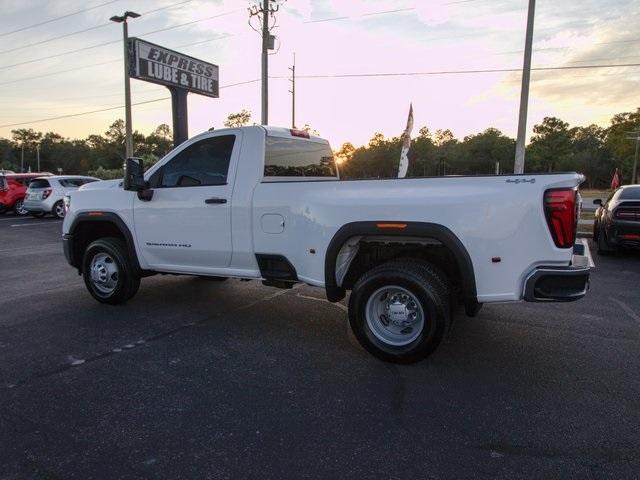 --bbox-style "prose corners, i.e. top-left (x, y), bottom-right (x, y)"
top-left (604, 220), bottom-right (640, 248)
top-left (23, 199), bottom-right (54, 213)
top-left (523, 266), bottom-right (590, 302)
top-left (523, 242), bottom-right (590, 302)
